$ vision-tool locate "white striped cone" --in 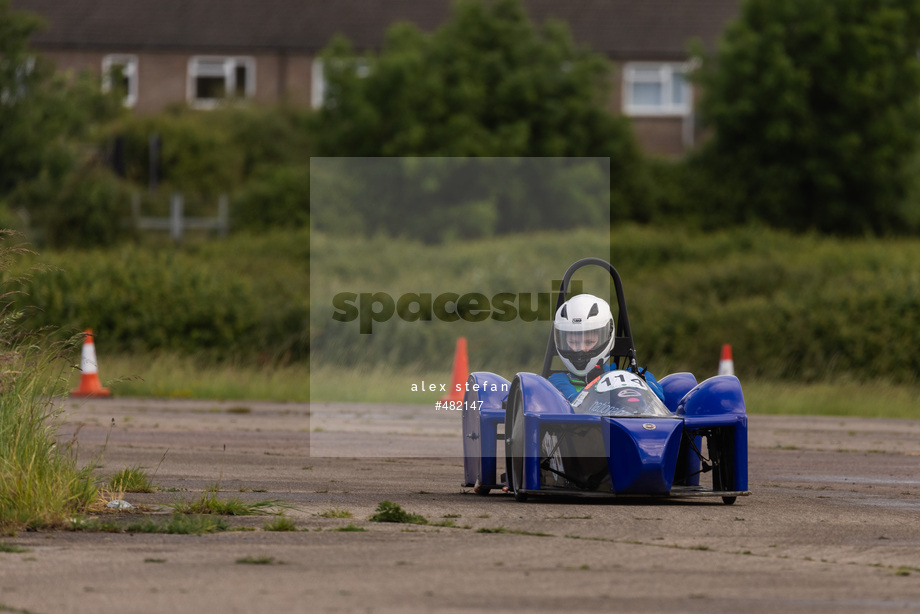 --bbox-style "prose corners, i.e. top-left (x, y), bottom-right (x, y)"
top-left (71, 329), bottom-right (111, 397)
